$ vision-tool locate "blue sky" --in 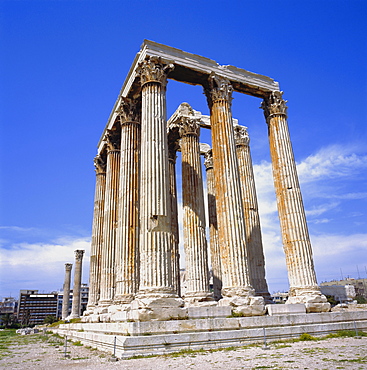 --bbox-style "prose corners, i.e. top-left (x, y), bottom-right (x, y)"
top-left (1, 0), bottom-right (366, 299)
